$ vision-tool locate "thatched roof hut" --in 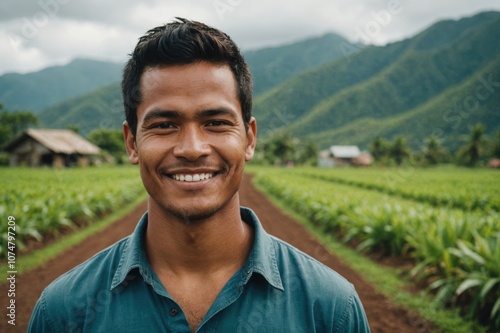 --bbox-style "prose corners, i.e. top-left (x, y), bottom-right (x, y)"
top-left (4, 129), bottom-right (101, 167)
